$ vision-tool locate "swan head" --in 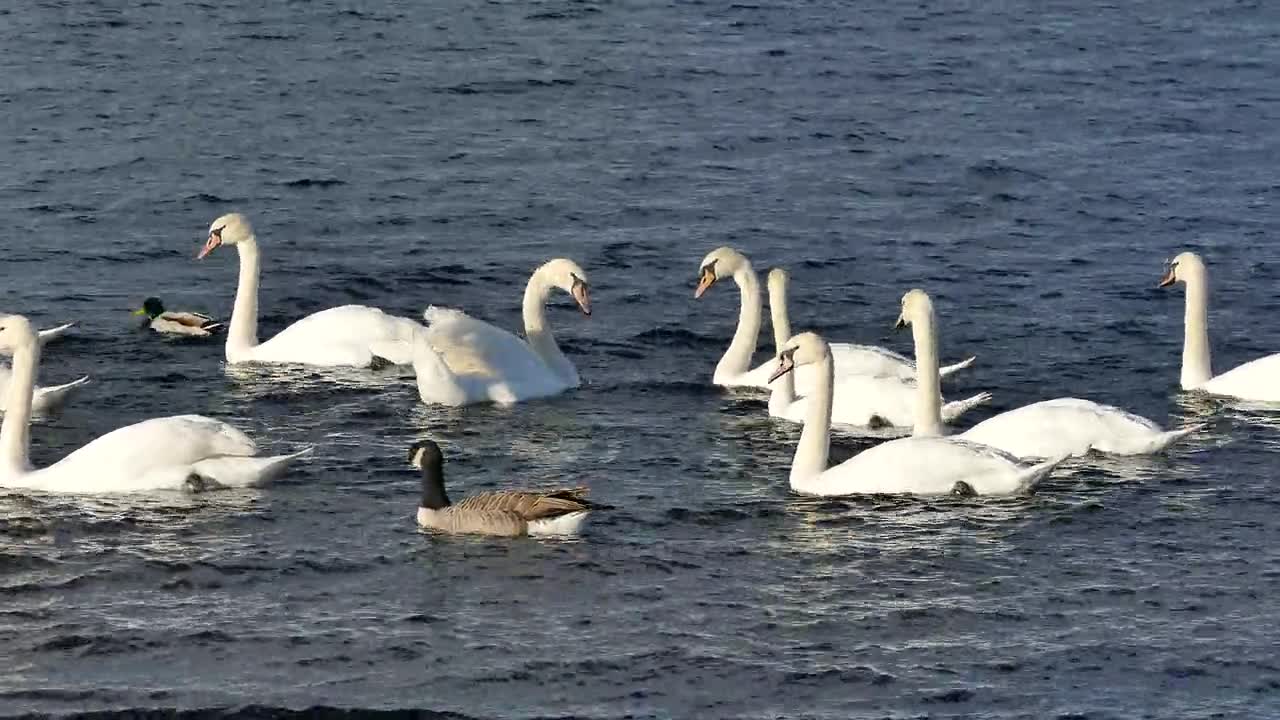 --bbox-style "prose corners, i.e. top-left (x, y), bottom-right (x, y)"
top-left (198, 213), bottom-right (254, 259)
top-left (536, 258), bottom-right (592, 316)
top-left (1159, 251), bottom-right (1205, 288)
top-left (894, 288), bottom-right (934, 329)
top-left (695, 247), bottom-right (750, 299)
top-left (0, 315), bottom-right (38, 355)
top-left (766, 267), bottom-right (790, 296)
top-left (767, 331), bottom-right (830, 383)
